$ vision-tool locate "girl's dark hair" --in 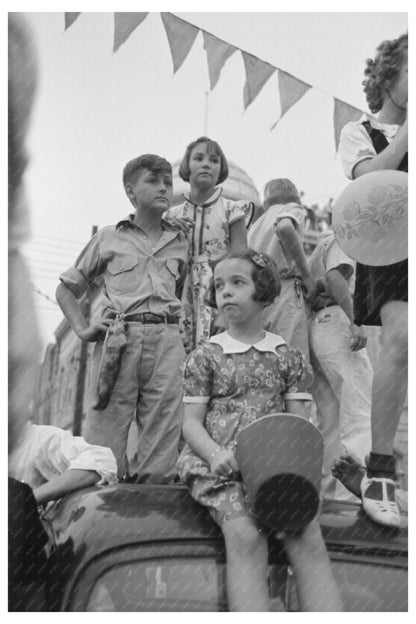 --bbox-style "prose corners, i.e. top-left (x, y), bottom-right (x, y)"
top-left (205, 249), bottom-right (281, 309)
top-left (179, 136), bottom-right (229, 184)
top-left (363, 33), bottom-right (408, 113)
